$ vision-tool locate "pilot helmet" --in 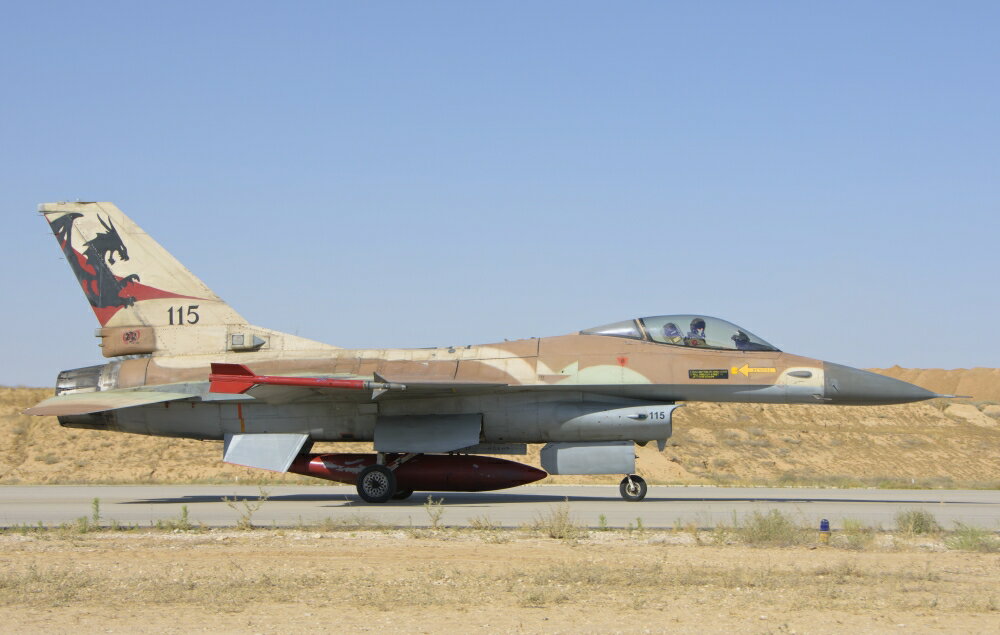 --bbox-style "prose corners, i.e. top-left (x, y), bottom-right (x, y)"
top-left (690, 318), bottom-right (706, 331)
